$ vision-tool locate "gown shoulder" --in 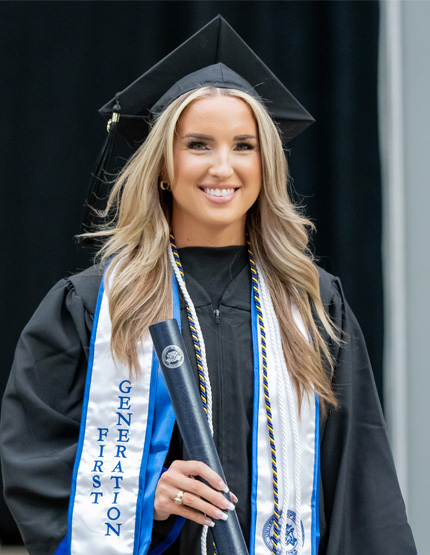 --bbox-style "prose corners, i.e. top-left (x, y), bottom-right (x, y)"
top-left (0, 265), bottom-right (103, 555)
